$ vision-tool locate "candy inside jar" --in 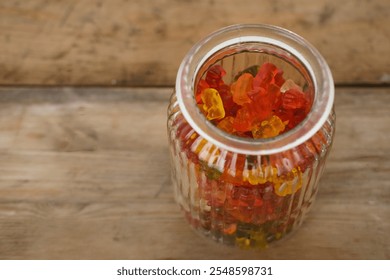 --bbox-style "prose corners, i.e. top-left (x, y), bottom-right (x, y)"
top-left (196, 55), bottom-right (313, 138)
top-left (168, 24), bottom-right (335, 250)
